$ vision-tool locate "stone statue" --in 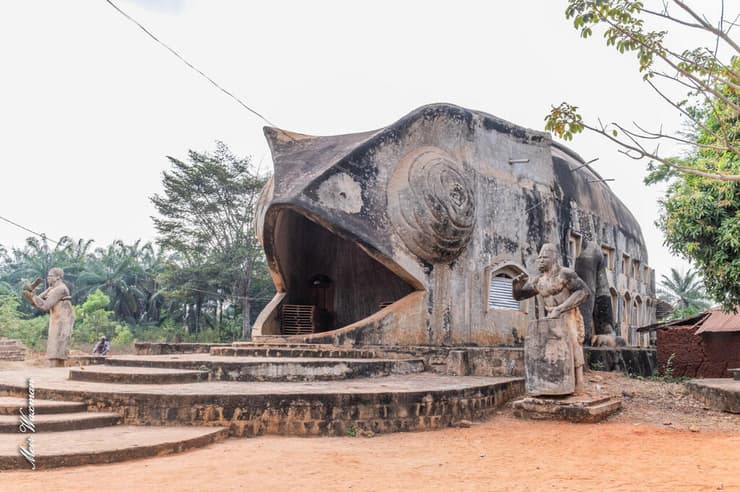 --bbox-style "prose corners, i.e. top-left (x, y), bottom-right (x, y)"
top-left (574, 241), bottom-right (621, 347)
top-left (22, 268), bottom-right (75, 367)
top-left (512, 244), bottom-right (590, 395)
